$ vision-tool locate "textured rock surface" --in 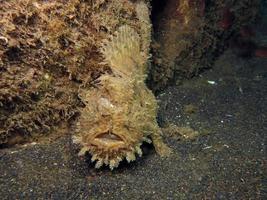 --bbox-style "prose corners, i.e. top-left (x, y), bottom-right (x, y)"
top-left (0, 0), bottom-right (149, 146)
top-left (149, 0), bottom-right (260, 91)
